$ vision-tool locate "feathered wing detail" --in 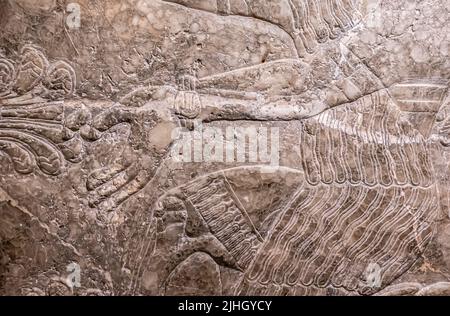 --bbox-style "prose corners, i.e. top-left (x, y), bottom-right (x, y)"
top-left (236, 90), bottom-right (440, 295)
top-left (301, 89), bottom-right (435, 187)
